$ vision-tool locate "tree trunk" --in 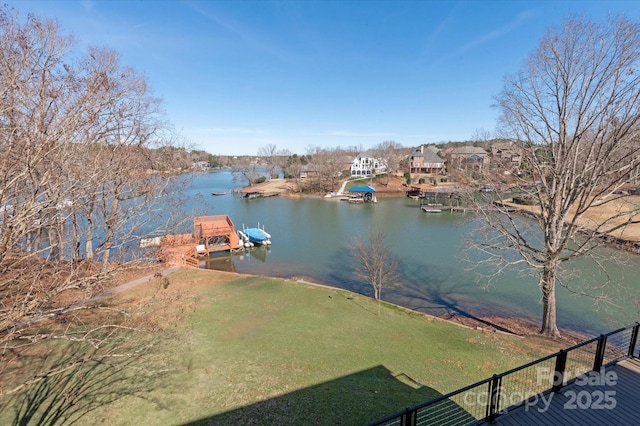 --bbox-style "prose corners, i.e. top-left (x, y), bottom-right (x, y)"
top-left (48, 226), bottom-right (60, 261)
top-left (85, 215), bottom-right (94, 260)
top-left (72, 210), bottom-right (81, 262)
top-left (101, 196), bottom-right (120, 274)
top-left (84, 199), bottom-right (96, 260)
top-left (540, 262), bottom-right (561, 337)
